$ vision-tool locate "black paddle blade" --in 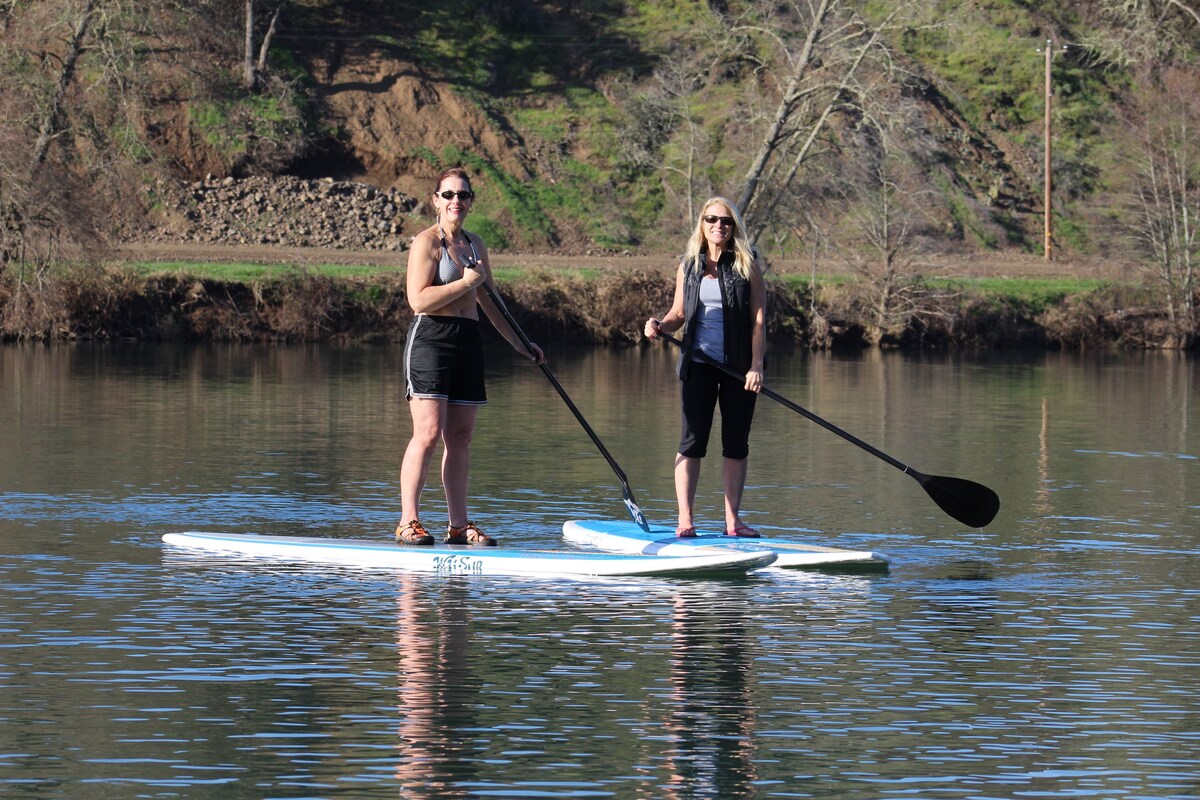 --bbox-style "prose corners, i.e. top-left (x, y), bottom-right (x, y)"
top-left (915, 472), bottom-right (1001, 528)
top-left (623, 492), bottom-right (651, 532)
